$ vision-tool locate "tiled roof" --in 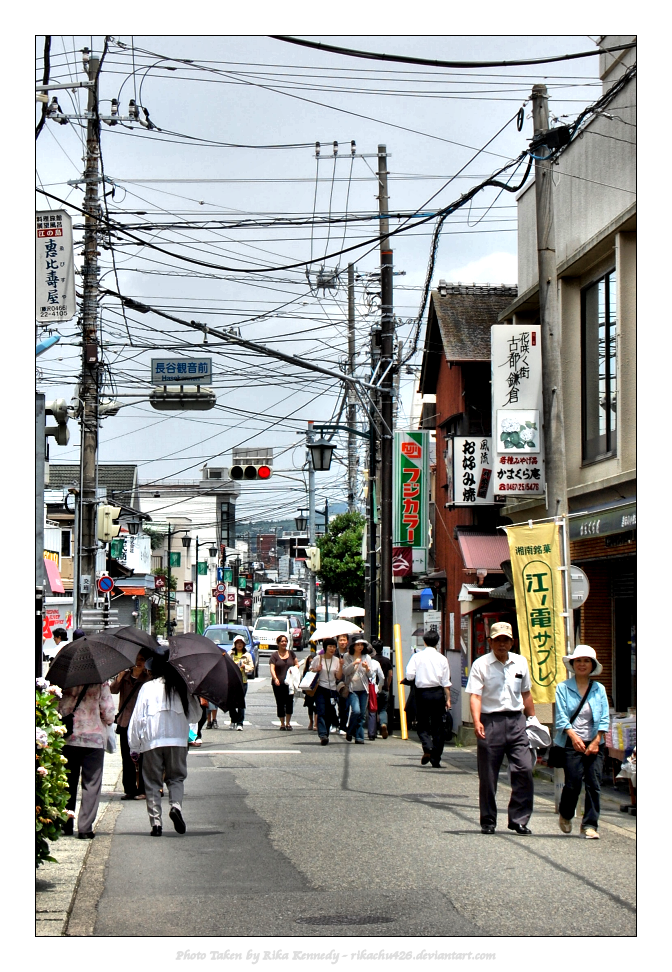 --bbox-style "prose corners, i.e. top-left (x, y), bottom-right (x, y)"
top-left (431, 284), bottom-right (518, 361)
top-left (48, 464), bottom-right (138, 508)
